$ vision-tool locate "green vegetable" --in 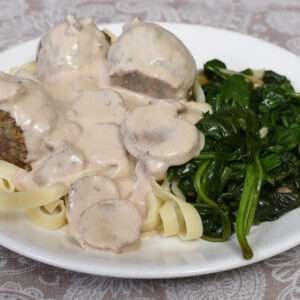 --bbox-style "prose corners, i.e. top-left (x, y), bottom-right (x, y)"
top-left (216, 75), bottom-right (251, 111)
top-left (167, 59), bottom-right (300, 259)
top-left (193, 159), bottom-right (232, 242)
top-left (236, 154), bottom-right (263, 259)
top-left (263, 70), bottom-right (294, 89)
top-left (204, 59), bottom-right (229, 81)
top-left (255, 184), bottom-right (300, 223)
